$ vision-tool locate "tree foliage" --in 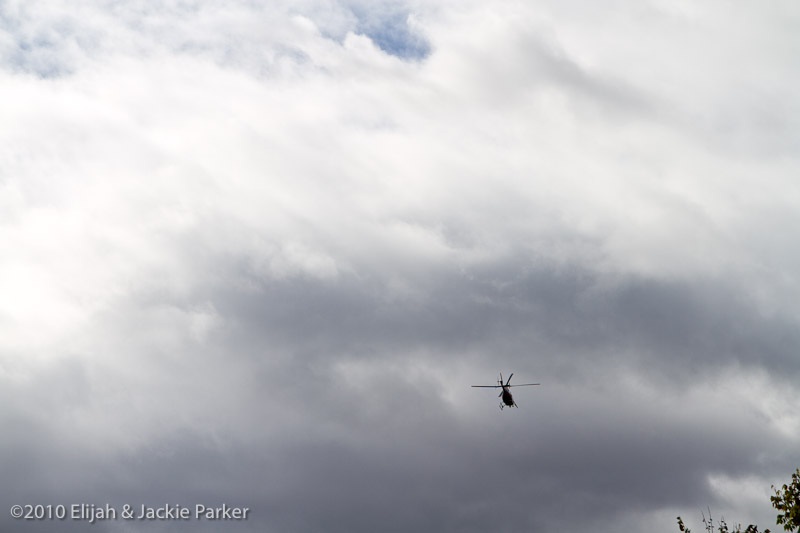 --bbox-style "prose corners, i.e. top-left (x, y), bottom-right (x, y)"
top-left (771, 468), bottom-right (800, 532)
top-left (677, 508), bottom-right (767, 533)
top-left (677, 467), bottom-right (800, 533)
